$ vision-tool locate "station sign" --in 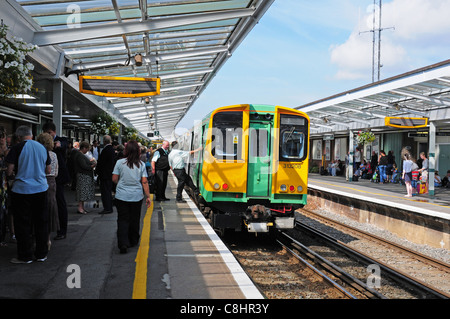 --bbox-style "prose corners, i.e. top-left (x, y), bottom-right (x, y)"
top-left (385, 117), bottom-right (428, 129)
top-left (79, 76), bottom-right (160, 98)
top-left (322, 134), bottom-right (334, 141)
top-left (408, 132), bottom-right (428, 138)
